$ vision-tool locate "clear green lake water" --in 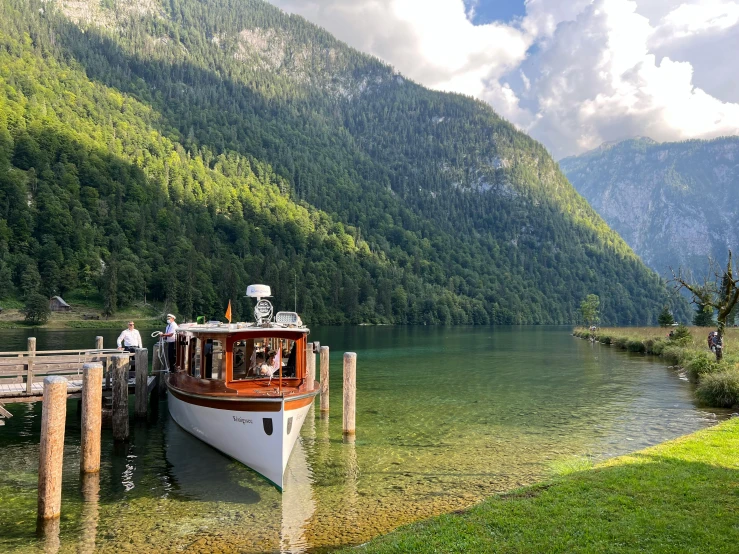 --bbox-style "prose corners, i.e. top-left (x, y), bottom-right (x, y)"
top-left (0, 326), bottom-right (726, 553)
